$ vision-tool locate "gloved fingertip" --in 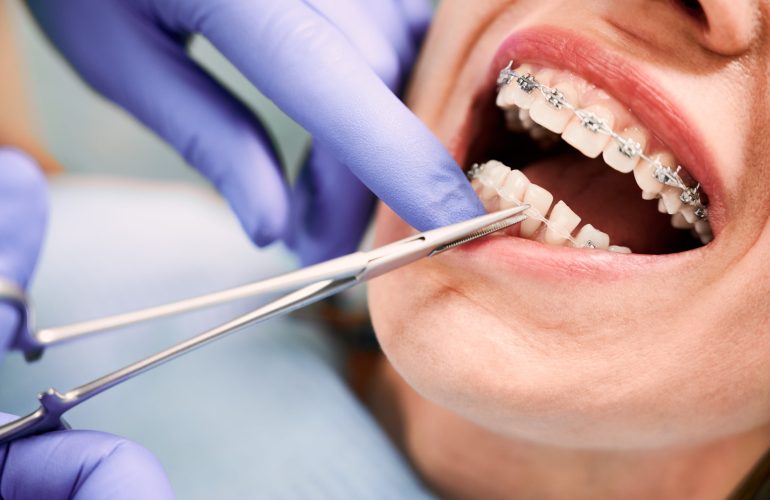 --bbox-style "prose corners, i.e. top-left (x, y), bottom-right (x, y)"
top-left (241, 200), bottom-right (290, 248)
